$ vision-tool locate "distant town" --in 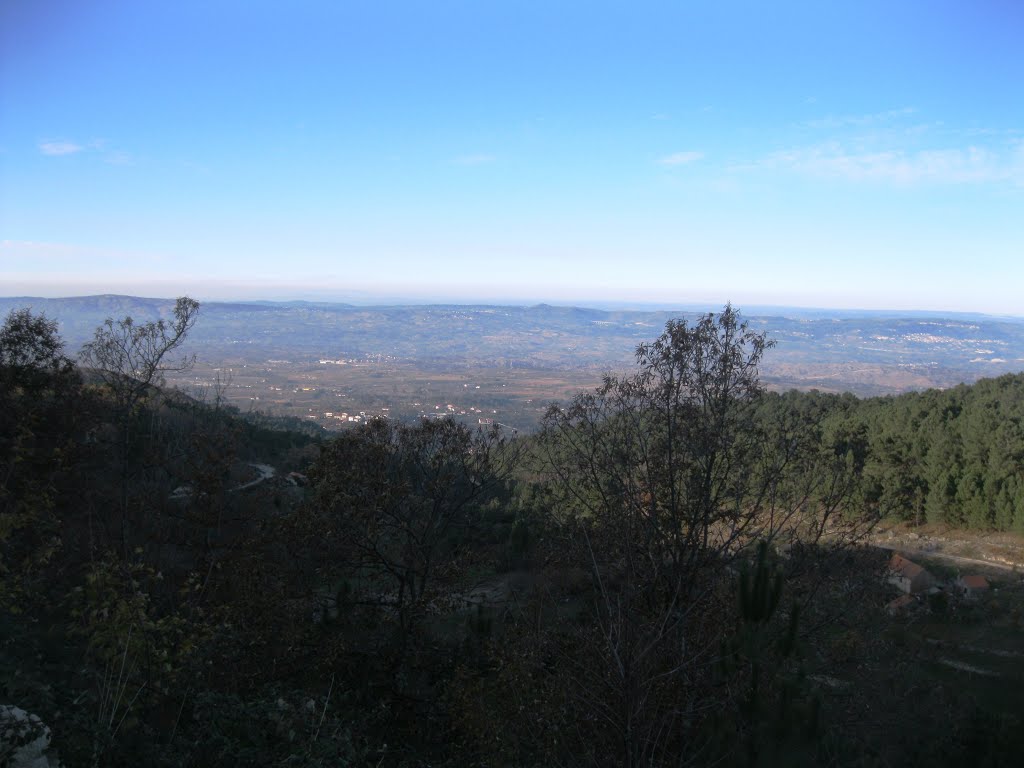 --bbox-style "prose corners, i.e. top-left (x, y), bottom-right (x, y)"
top-left (167, 353), bottom-right (566, 433)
